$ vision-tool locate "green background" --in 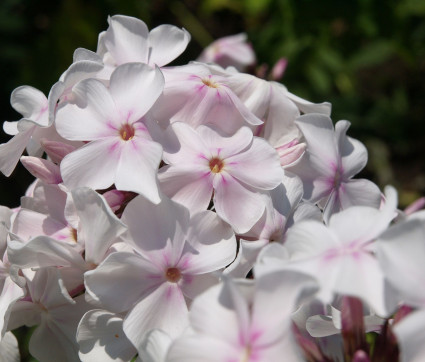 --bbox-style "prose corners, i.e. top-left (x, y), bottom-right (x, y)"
top-left (1, 0), bottom-right (424, 208)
